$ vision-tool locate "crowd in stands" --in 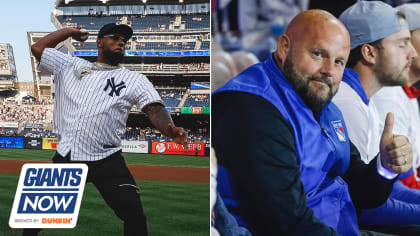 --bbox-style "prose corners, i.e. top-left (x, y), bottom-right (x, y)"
top-left (21, 97), bottom-right (54, 105)
top-left (0, 100), bottom-right (52, 124)
top-left (0, 128), bottom-right (17, 136)
top-left (124, 126), bottom-right (209, 143)
top-left (123, 63), bottom-right (209, 73)
top-left (1, 126), bottom-right (209, 143)
top-left (156, 89), bottom-right (210, 107)
top-left (135, 41), bottom-right (197, 51)
top-left (128, 15), bottom-right (176, 31)
top-left (181, 63), bottom-right (209, 71)
top-left (184, 94), bottom-right (209, 107)
top-left (183, 14), bottom-right (210, 29)
top-left (58, 13), bottom-right (209, 31)
top-left (73, 40), bottom-right (210, 51)
top-left (157, 89), bottom-right (185, 107)
top-left (19, 130), bottom-right (57, 138)
top-left (0, 94), bottom-right (208, 141)
top-left (187, 128), bottom-right (209, 143)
